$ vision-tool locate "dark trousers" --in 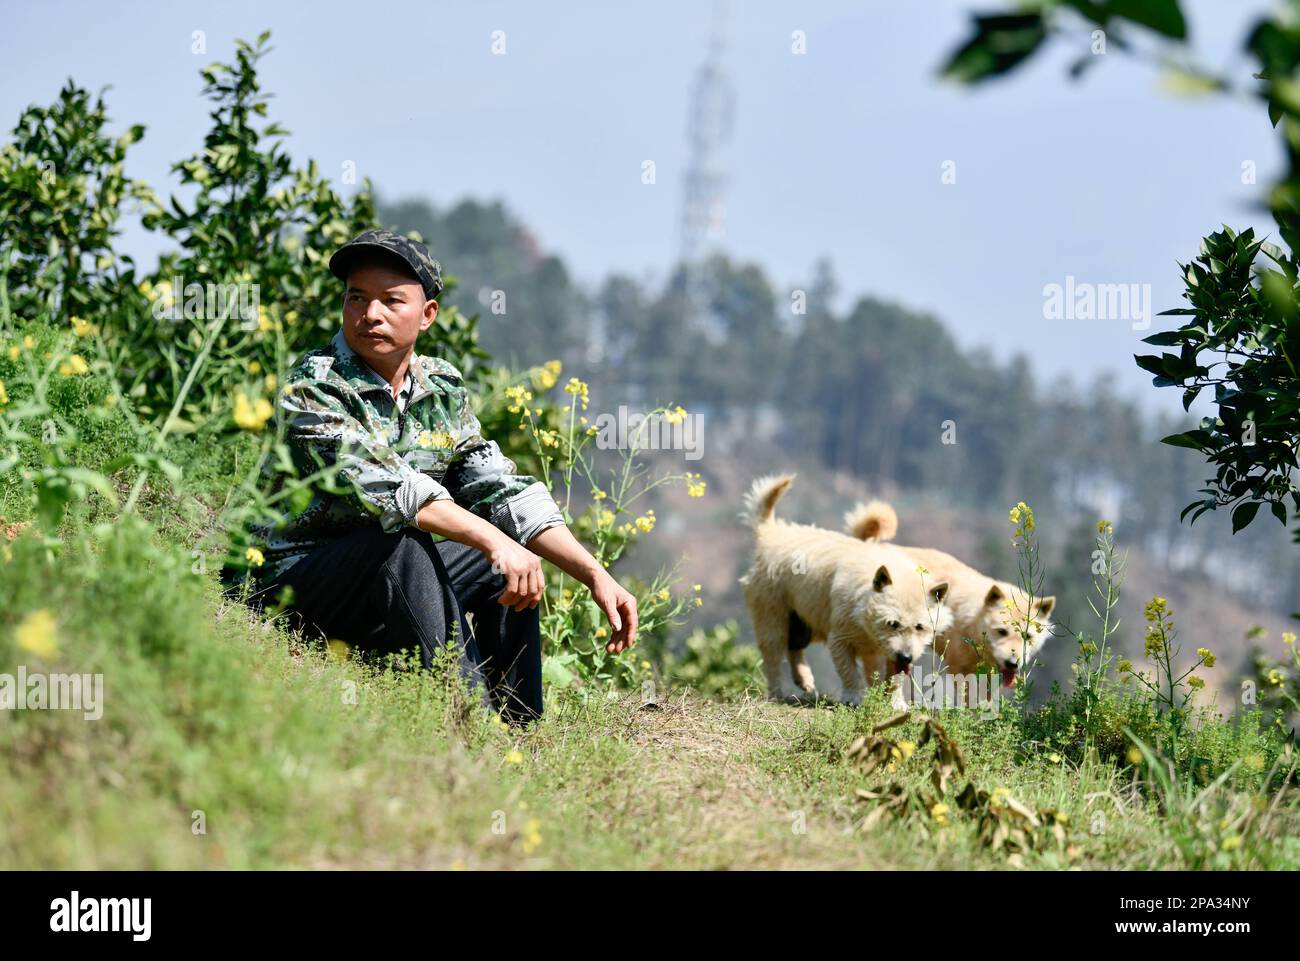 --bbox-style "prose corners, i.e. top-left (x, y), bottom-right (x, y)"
top-left (237, 526), bottom-right (543, 724)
